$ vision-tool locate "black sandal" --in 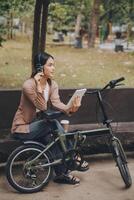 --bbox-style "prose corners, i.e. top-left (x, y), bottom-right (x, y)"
top-left (77, 160), bottom-right (89, 172)
top-left (53, 174), bottom-right (80, 185)
top-left (75, 155), bottom-right (89, 172)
